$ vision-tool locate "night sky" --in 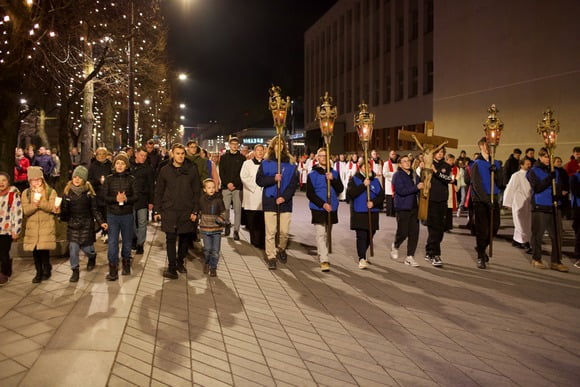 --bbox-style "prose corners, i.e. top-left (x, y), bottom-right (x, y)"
top-left (165, 0), bottom-right (337, 130)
